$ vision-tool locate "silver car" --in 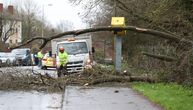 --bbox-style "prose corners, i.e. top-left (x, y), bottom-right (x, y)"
top-left (0, 52), bottom-right (7, 65)
top-left (6, 53), bottom-right (17, 66)
top-left (0, 59), bottom-right (2, 67)
top-left (12, 48), bottom-right (32, 66)
top-left (0, 52), bottom-right (16, 66)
